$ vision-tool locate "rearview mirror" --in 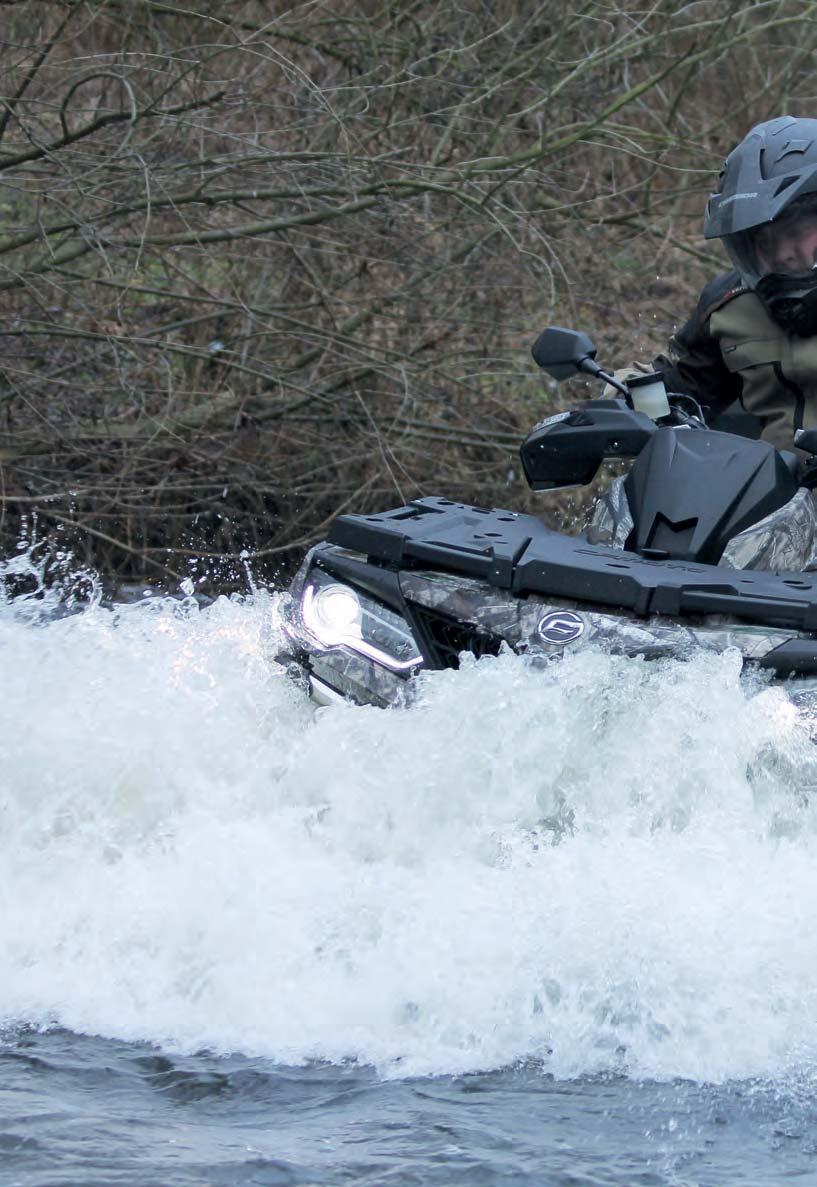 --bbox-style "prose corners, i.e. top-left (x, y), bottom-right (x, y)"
top-left (531, 327), bottom-right (599, 381)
